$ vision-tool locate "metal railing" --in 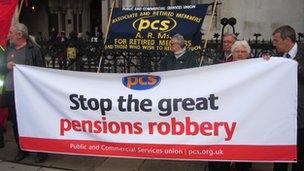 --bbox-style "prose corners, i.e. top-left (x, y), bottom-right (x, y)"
top-left (38, 33), bottom-right (303, 73)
